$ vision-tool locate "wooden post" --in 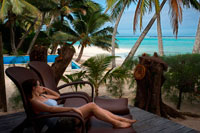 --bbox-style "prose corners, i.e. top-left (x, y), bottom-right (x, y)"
top-left (134, 53), bottom-right (184, 119)
top-left (0, 32), bottom-right (7, 112)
